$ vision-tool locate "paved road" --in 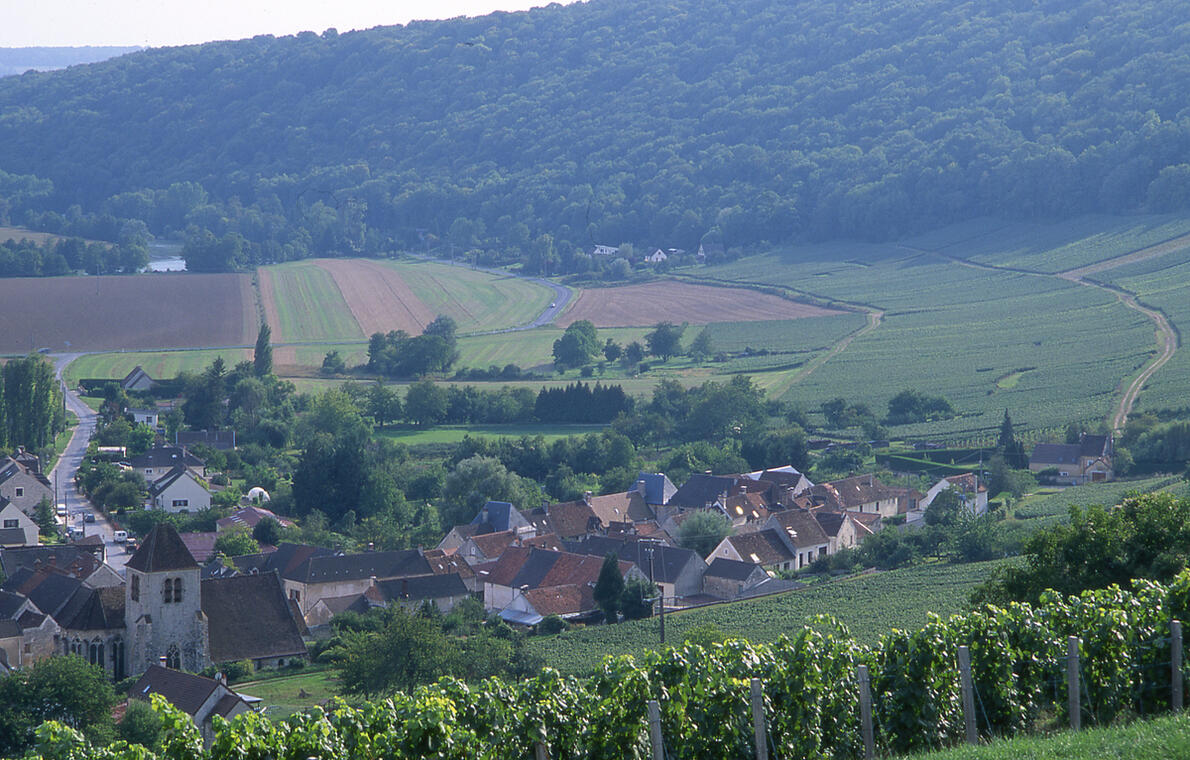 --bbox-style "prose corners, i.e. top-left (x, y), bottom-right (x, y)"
top-left (50, 354), bottom-right (129, 574)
